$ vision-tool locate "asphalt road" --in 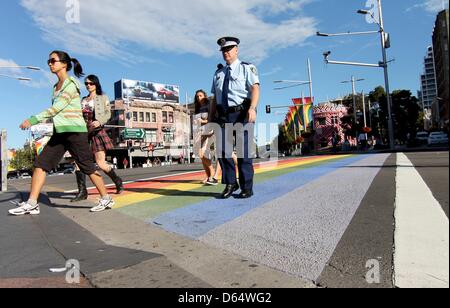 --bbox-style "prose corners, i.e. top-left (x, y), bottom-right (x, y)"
top-left (1, 151), bottom-right (448, 288)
